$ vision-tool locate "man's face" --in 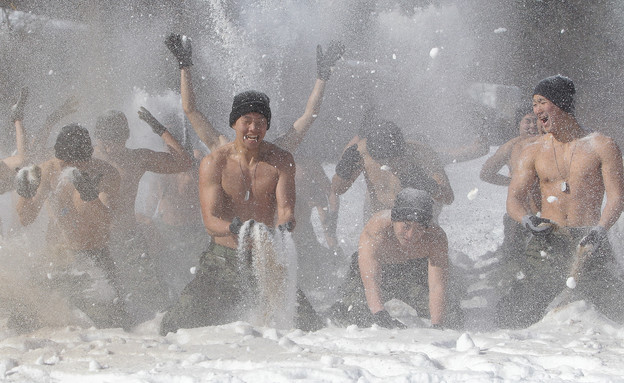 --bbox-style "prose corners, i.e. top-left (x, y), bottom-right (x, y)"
top-left (518, 113), bottom-right (539, 137)
top-left (392, 220), bottom-right (425, 247)
top-left (532, 95), bottom-right (565, 134)
top-left (233, 112), bottom-right (268, 148)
